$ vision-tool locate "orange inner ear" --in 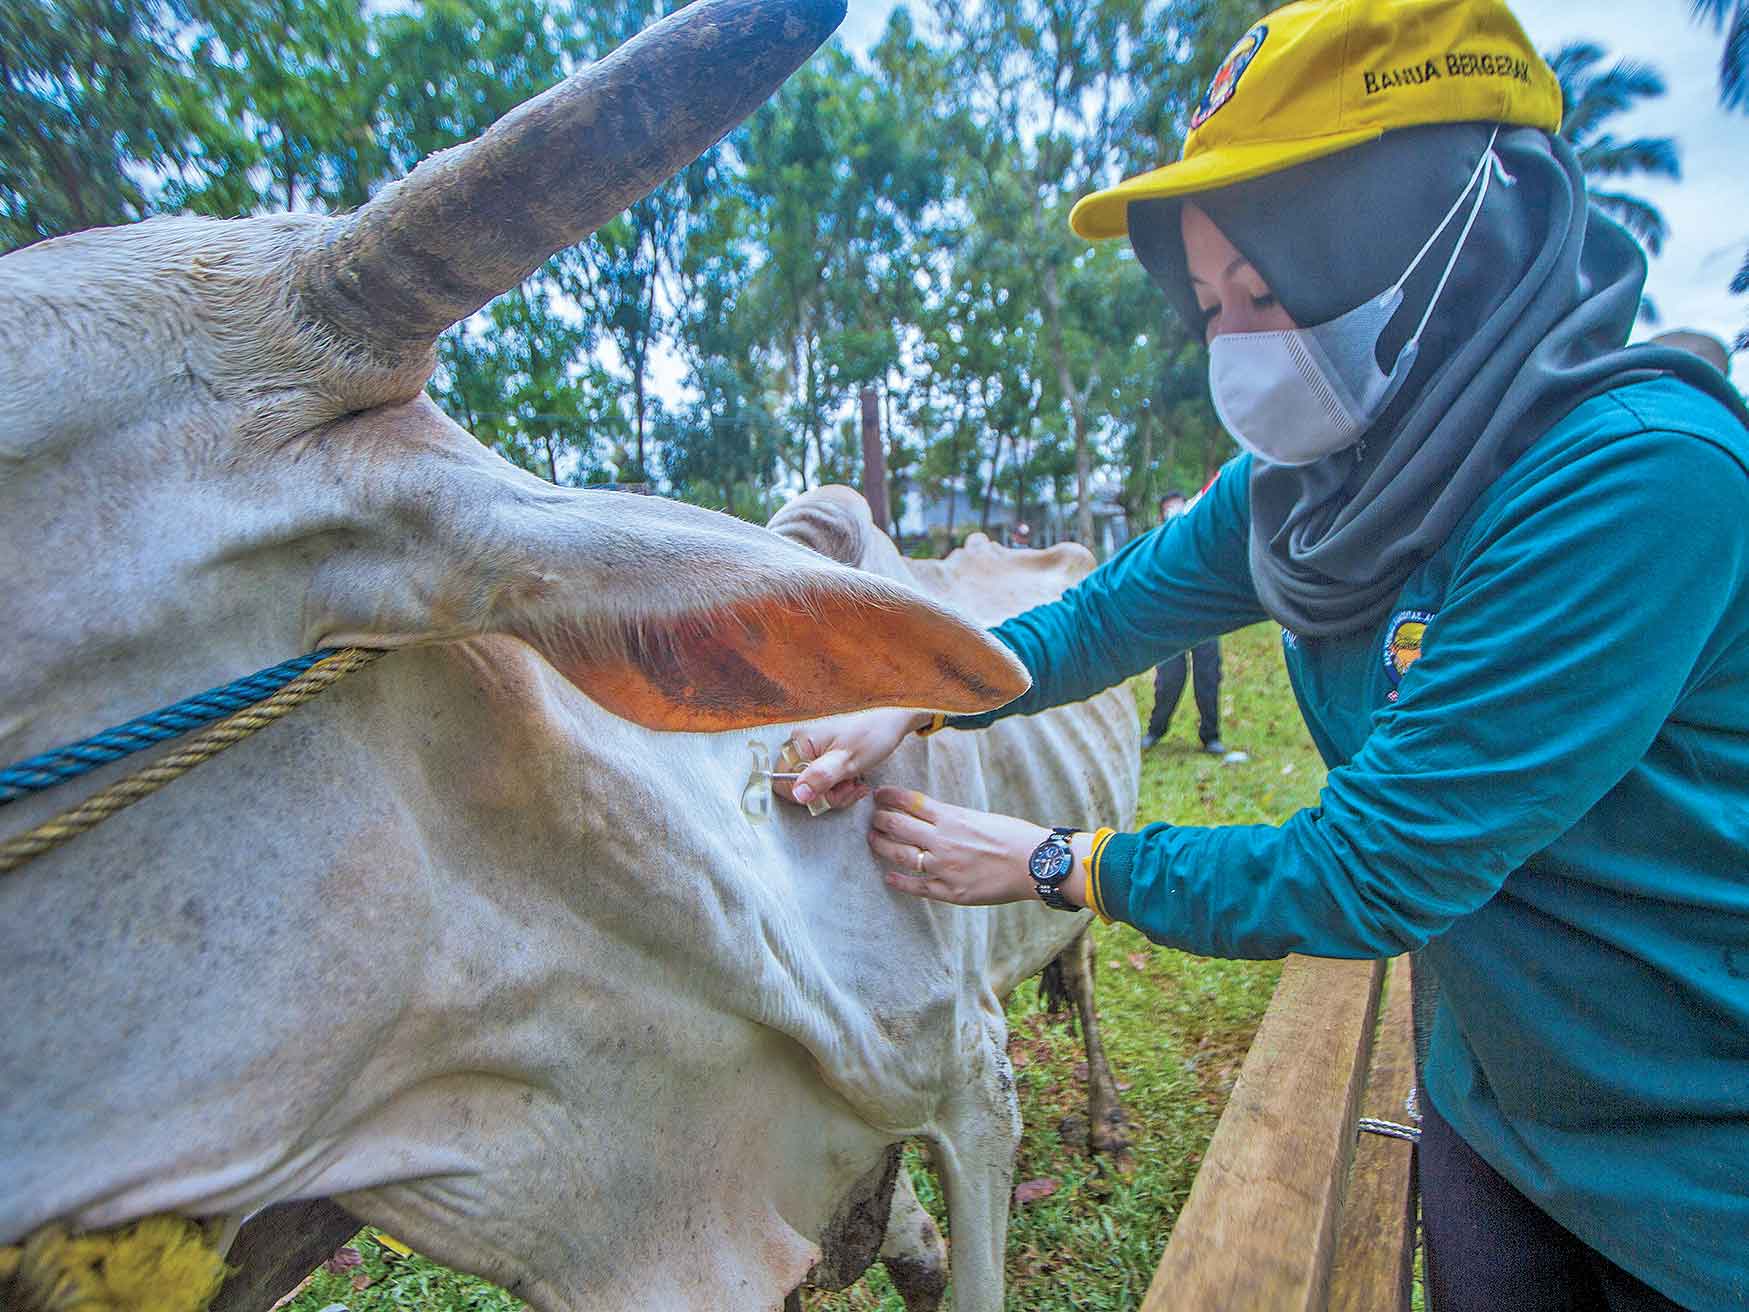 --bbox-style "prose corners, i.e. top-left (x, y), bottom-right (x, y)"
top-left (541, 587), bottom-right (1028, 733)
